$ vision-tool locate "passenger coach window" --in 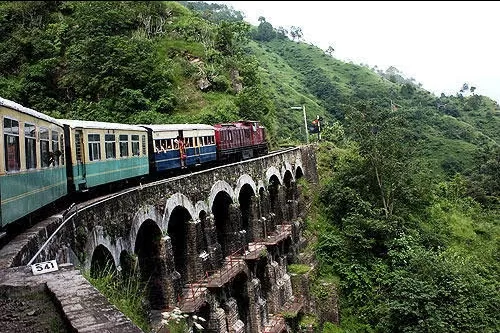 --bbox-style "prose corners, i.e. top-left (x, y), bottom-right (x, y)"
top-left (105, 134), bottom-right (116, 159)
top-left (3, 117), bottom-right (20, 171)
top-left (88, 134), bottom-right (101, 161)
top-left (40, 127), bottom-right (50, 168)
top-left (25, 123), bottom-right (37, 169)
top-left (119, 134), bottom-right (129, 157)
top-left (52, 130), bottom-right (59, 166)
top-left (131, 135), bottom-right (140, 156)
